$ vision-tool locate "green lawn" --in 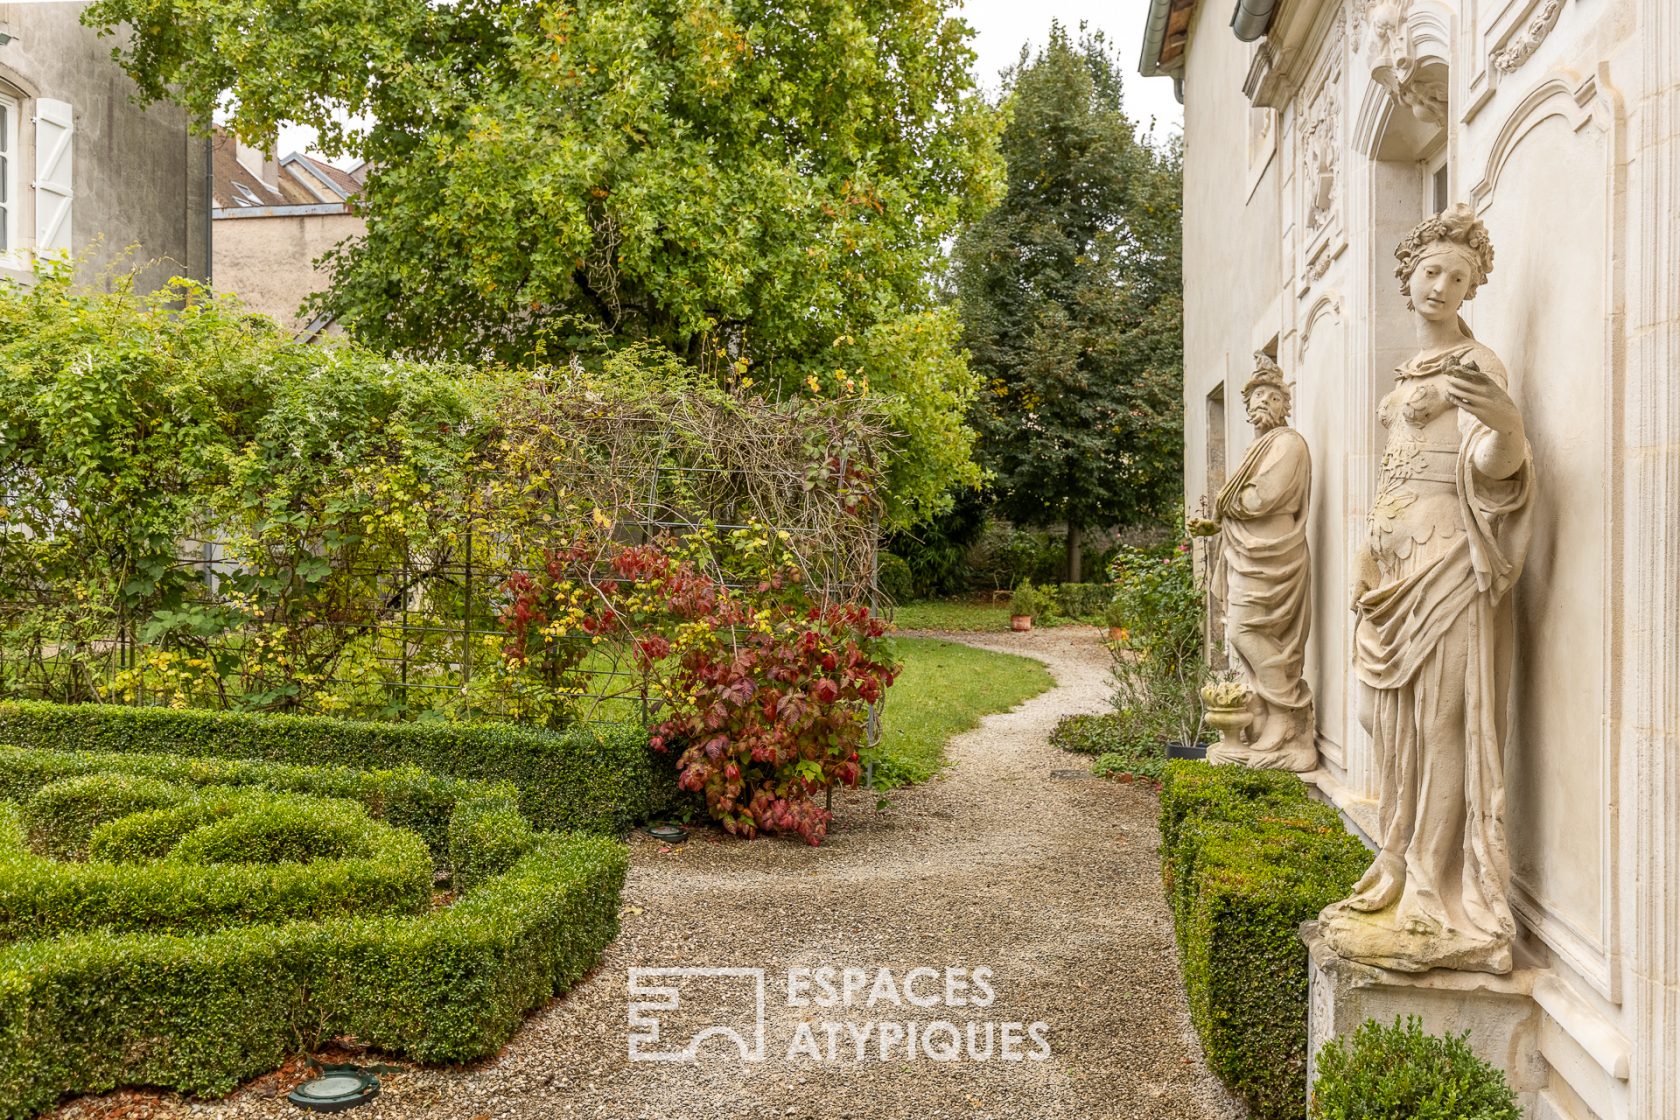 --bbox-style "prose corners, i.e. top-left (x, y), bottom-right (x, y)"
top-left (891, 597), bottom-right (1099, 633)
top-left (891, 598), bottom-right (1013, 632)
top-left (865, 636), bottom-right (1055, 788)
